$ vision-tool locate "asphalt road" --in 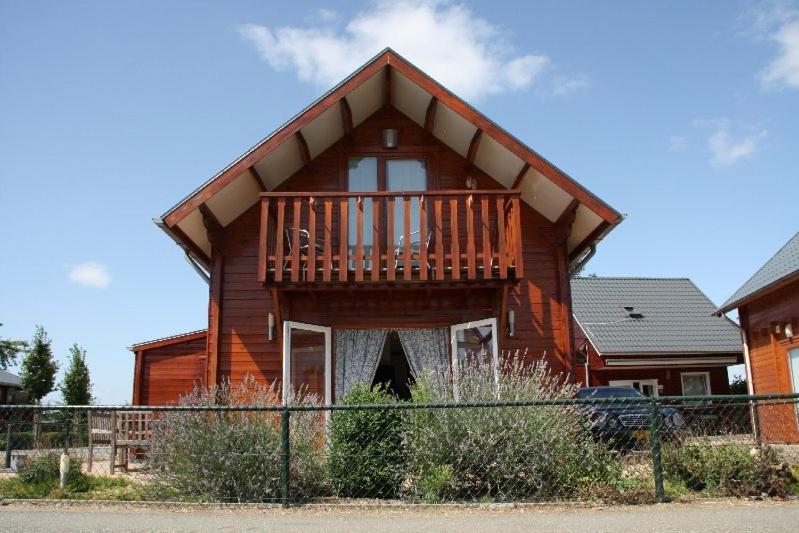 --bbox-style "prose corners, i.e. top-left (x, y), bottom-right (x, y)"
top-left (2, 500), bottom-right (798, 532)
